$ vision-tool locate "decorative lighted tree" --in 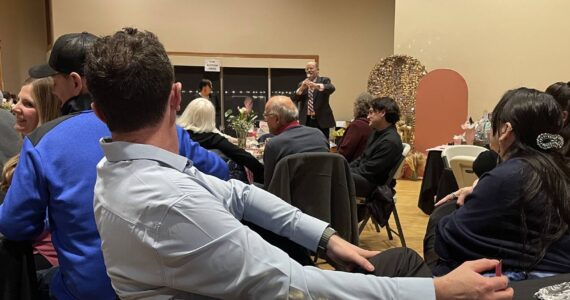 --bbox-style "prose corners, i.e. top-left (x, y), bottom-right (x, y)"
top-left (367, 55), bottom-right (427, 147)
